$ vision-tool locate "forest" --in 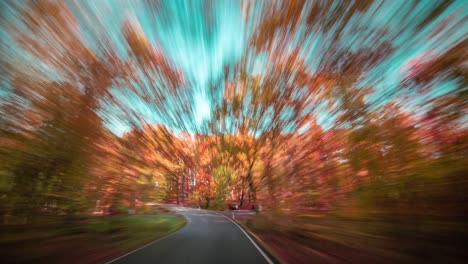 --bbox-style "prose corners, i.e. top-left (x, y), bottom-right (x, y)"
top-left (1, 1), bottom-right (467, 263)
